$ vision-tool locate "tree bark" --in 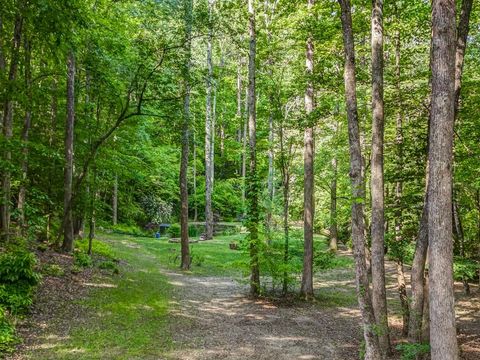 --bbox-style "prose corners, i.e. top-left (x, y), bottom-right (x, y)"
top-left (62, 50), bottom-right (76, 252)
top-left (17, 34), bottom-right (32, 234)
top-left (393, 28), bottom-right (409, 337)
top-left (113, 174), bottom-right (118, 225)
top-left (454, 0), bottom-right (473, 119)
top-left (1, 12), bottom-right (23, 241)
top-left (330, 155), bottom-right (338, 252)
top-left (301, 0), bottom-right (315, 299)
top-left (428, 1), bottom-right (458, 359)
top-left (370, 0), bottom-right (390, 355)
top-left (247, 0), bottom-right (260, 297)
top-left (279, 122), bottom-right (291, 295)
top-left (193, 130), bottom-right (198, 222)
top-left (180, 0), bottom-right (193, 270)
top-left (338, 1), bottom-right (382, 358)
top-left (88, 163), bottom-right (98, 256)
top-left (204, 0), bottom-right (215, 240)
